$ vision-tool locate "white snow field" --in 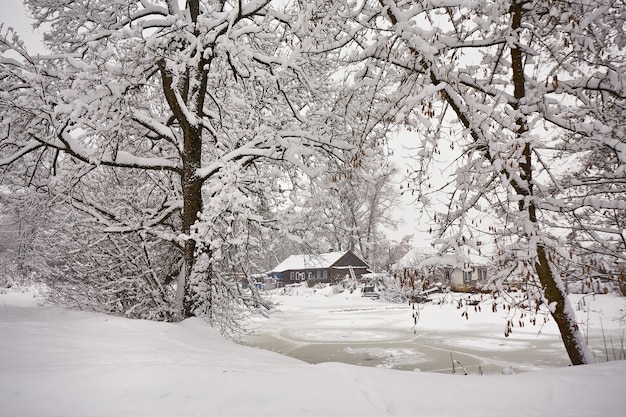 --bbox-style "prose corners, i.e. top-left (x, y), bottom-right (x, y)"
top-left (1, 286), bottom-right (625, 417)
